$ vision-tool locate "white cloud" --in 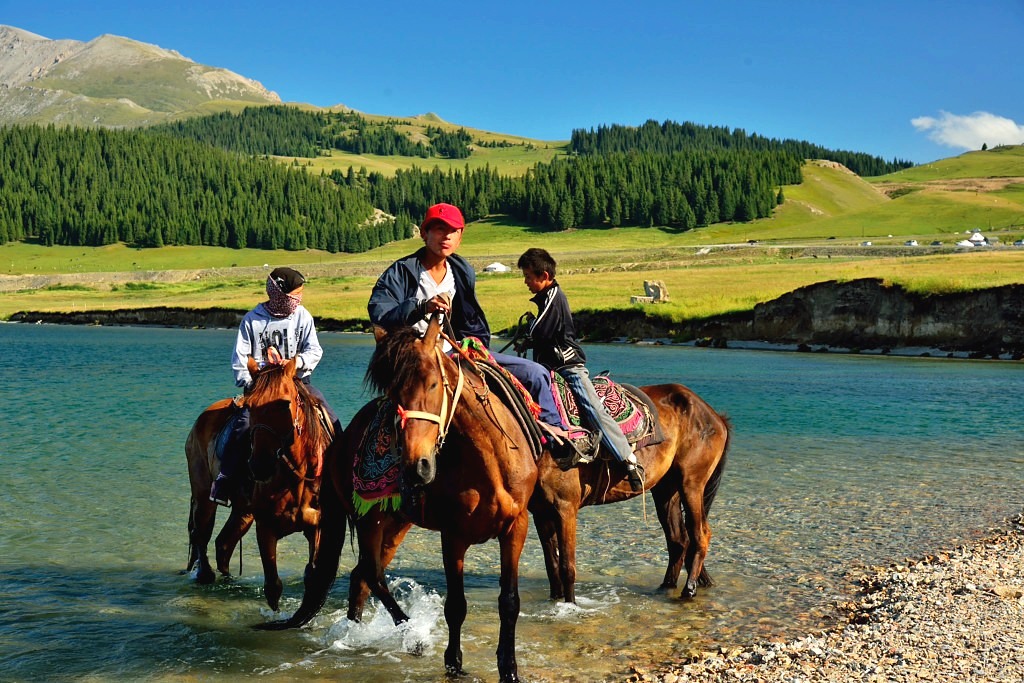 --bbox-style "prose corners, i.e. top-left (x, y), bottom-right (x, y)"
top-left (911, 111), bottom-right (1024, 151)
